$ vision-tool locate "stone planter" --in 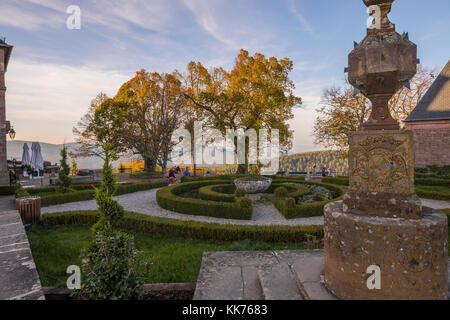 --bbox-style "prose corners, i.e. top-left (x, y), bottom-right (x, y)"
top-left (234, 177), bottom-right (272, 194)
